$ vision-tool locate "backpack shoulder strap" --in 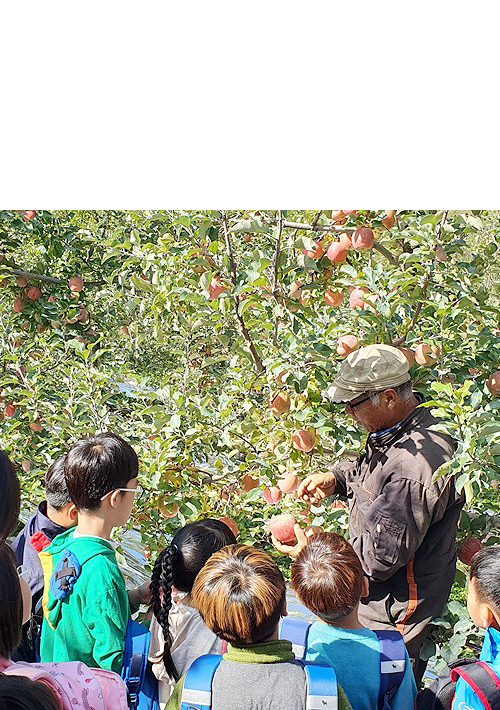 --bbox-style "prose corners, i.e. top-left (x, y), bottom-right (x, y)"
top-left (280, 617), bottom-right (312, 659)
top-left (451, 661), bottom-right (500, 710)
top-left (374, 630), bottom-right (406, 710)
top-left (122, 620), bottom-right (151, 709)
top-left (298, 660), bottom-right (339, 710)
top-left (181, 654), bottom-right (223, 710)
